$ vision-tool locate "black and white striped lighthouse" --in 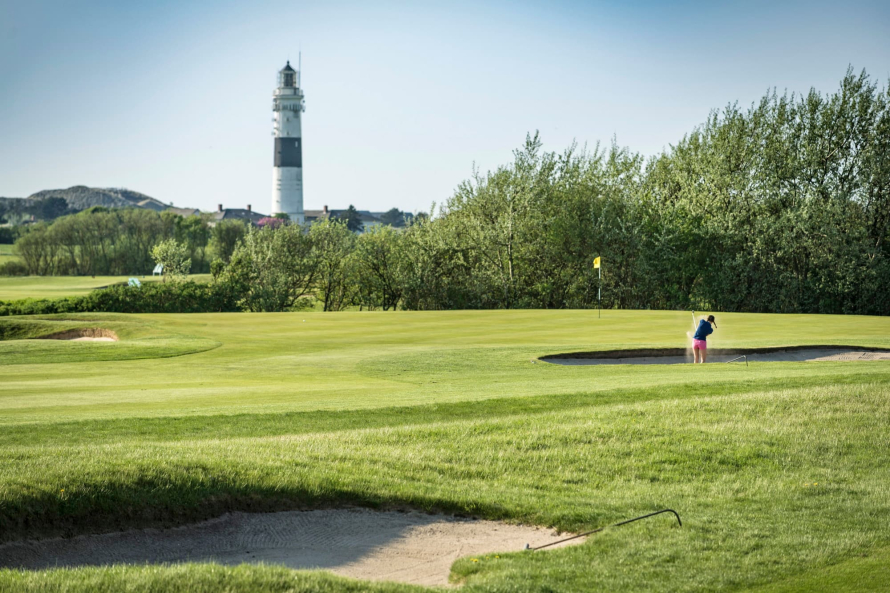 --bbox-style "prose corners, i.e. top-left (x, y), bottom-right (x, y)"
top-left (271, 60), bottom-right (305, 223)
